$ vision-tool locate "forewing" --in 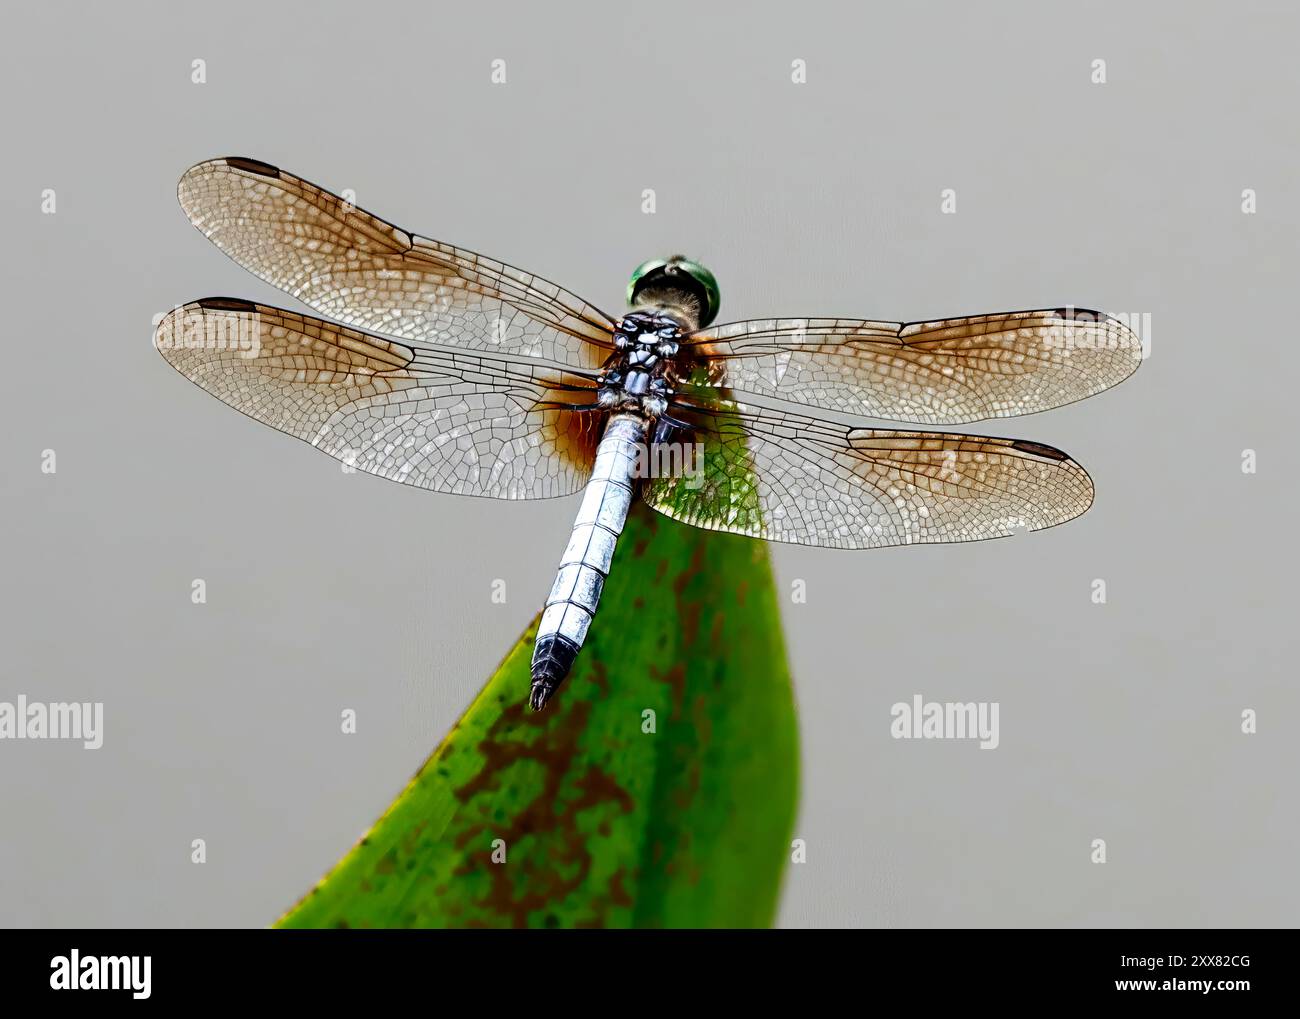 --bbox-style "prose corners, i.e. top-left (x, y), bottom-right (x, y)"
top-left (642, 399), bottom-right (1093, 549)
top-left (683, 309), bottom-right (1142, 424)
top-left (155, 299), bottom-right (601, 499)
top-left (176, 157), bottom-right (617, 369)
